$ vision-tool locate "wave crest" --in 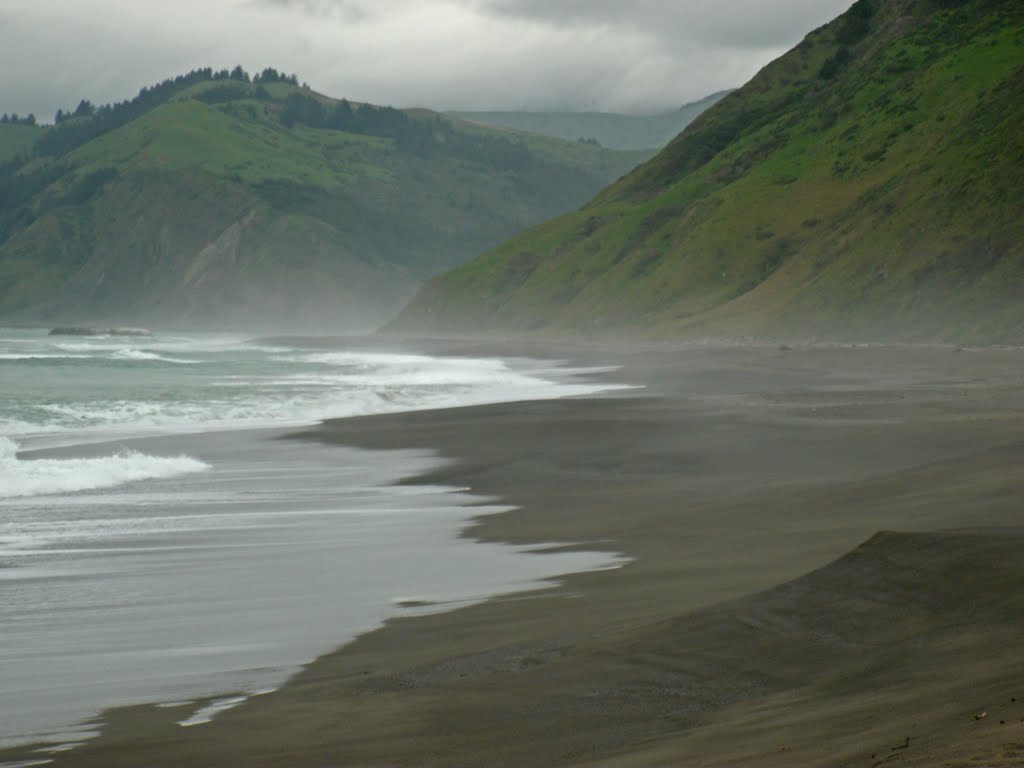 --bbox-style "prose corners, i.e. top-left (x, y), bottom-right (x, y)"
top-left (0, 437), bottom-right (209, 499)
